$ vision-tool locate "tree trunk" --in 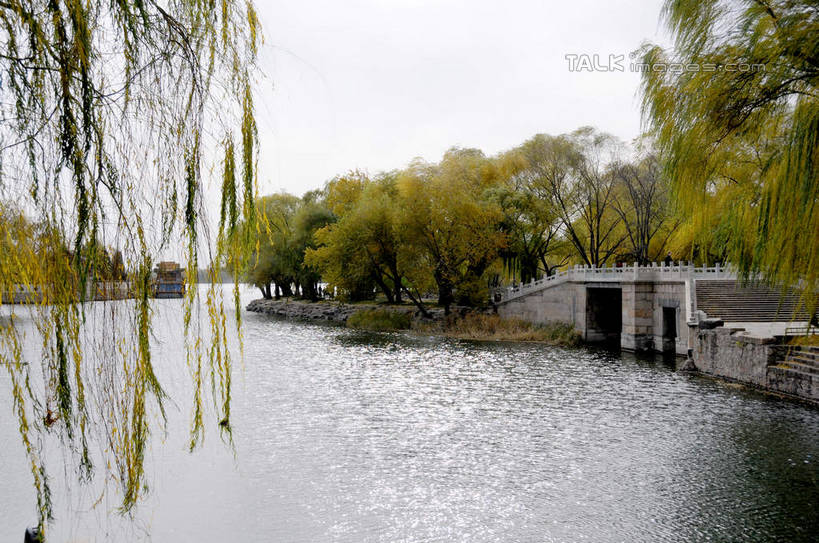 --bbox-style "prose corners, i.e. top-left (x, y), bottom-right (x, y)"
top-left (434, 267), bottom-right (454, 315)
top-left (388, 261), bottom-right (402, 303)
top-left (304, 281), bottom-right (319, 302)
top-left (372, 273), bottom-right (394, 303)
top-left (401, 285), bottom-right (431, 319)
